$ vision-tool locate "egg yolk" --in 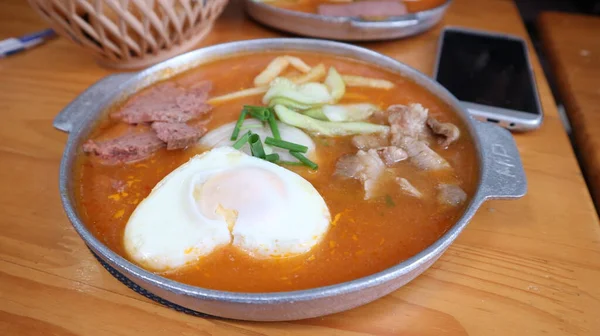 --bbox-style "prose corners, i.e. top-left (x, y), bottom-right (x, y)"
top-left (193, 167), bottom-right (287, 232)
